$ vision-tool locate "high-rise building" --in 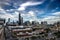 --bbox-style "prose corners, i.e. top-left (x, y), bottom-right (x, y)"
top-left (8, 18), bottom-right (10, 23)
top-left (32, 21), bottom-right (36, 25)
top-left (21, 17), bottom-right (23, 25)
top-left (41, 21), bottom-right (47, 25)
top-left (32, 21), bottom-right (39, 25)
top-left (0, 18), bottom-right (5, 25)
top-left (18, 13), bottom-right (23, 25)
top-left (24, 21), bottom-right (31, 26)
